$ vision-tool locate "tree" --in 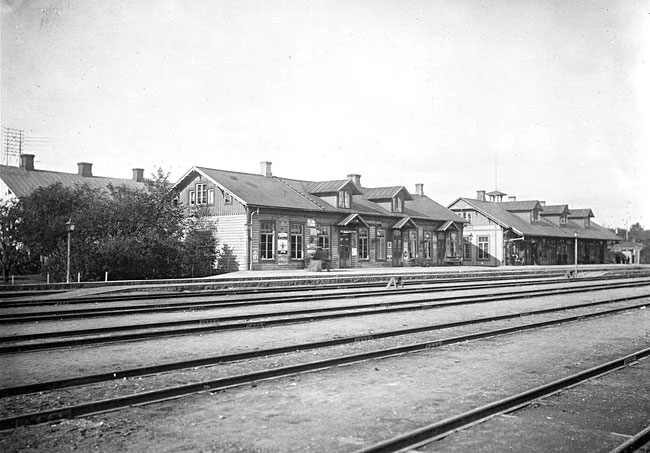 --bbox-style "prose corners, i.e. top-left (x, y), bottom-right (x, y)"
top-left (0, 199), bottom-right (26, 281)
